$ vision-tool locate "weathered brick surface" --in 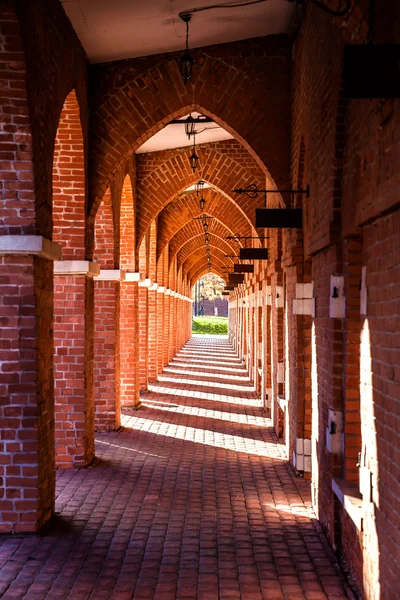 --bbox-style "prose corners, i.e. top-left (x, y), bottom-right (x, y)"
top-left (54, 274), bottom-right (95, 468)
top-left (0, 255), bottom-right (54, 533)
top-left (0, 5), bottom-right (36, 235)
top-left (94, 280), bottom-right (120, 431)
